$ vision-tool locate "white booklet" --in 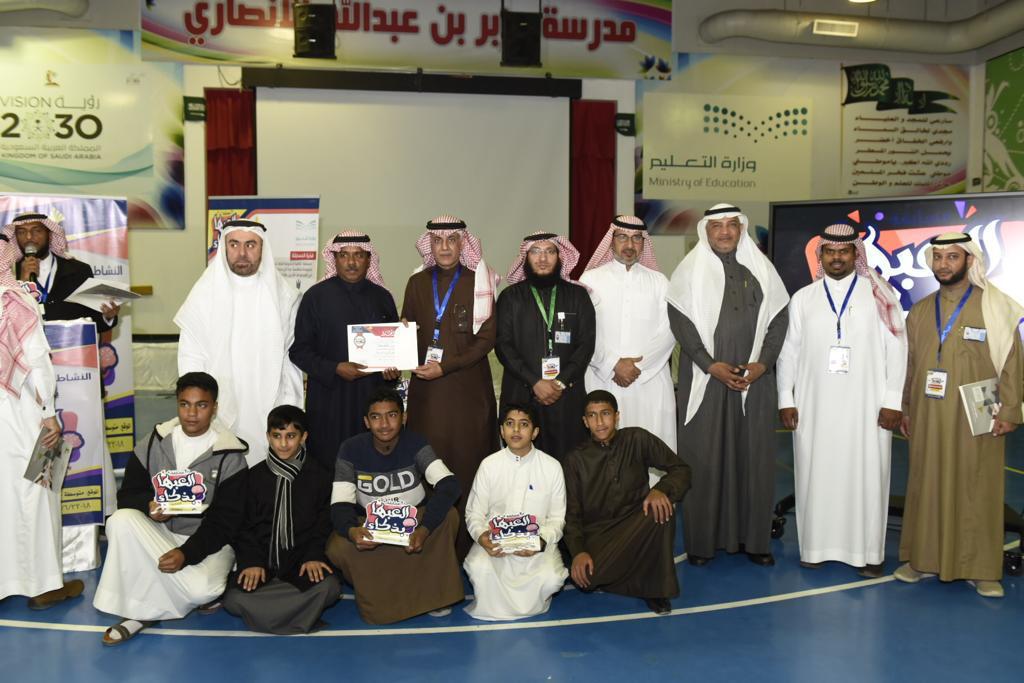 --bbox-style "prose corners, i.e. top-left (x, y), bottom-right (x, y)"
top-left (23, 429), bottom-right (72, 491)
top-left (958, 377), bottom-right (1000, 437)
top-left (347, 322), bottom-right (419, 371)
top-left (66, 278), bottom-right (141, 312)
